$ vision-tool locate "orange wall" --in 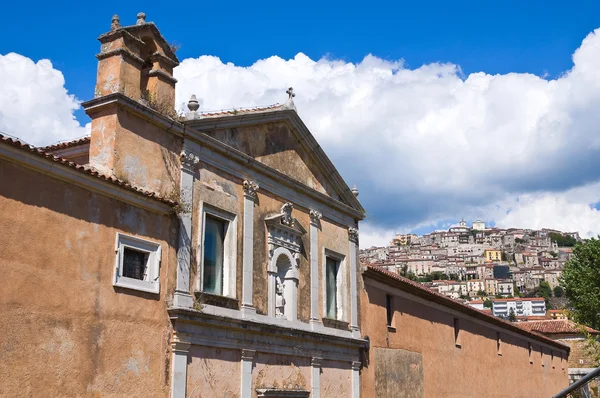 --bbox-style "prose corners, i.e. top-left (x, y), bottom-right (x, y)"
top-left (360, 278), bottom-right (569, 398)
top-left (0, 160), bottom-right (176, 397)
